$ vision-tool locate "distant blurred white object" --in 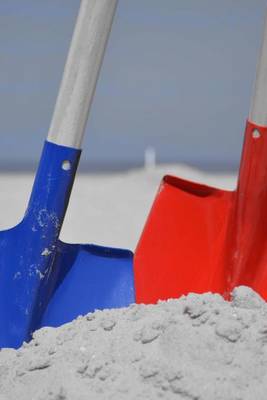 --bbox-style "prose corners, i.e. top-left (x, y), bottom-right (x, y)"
top-left (144, 146), bottom-right (156, 170)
